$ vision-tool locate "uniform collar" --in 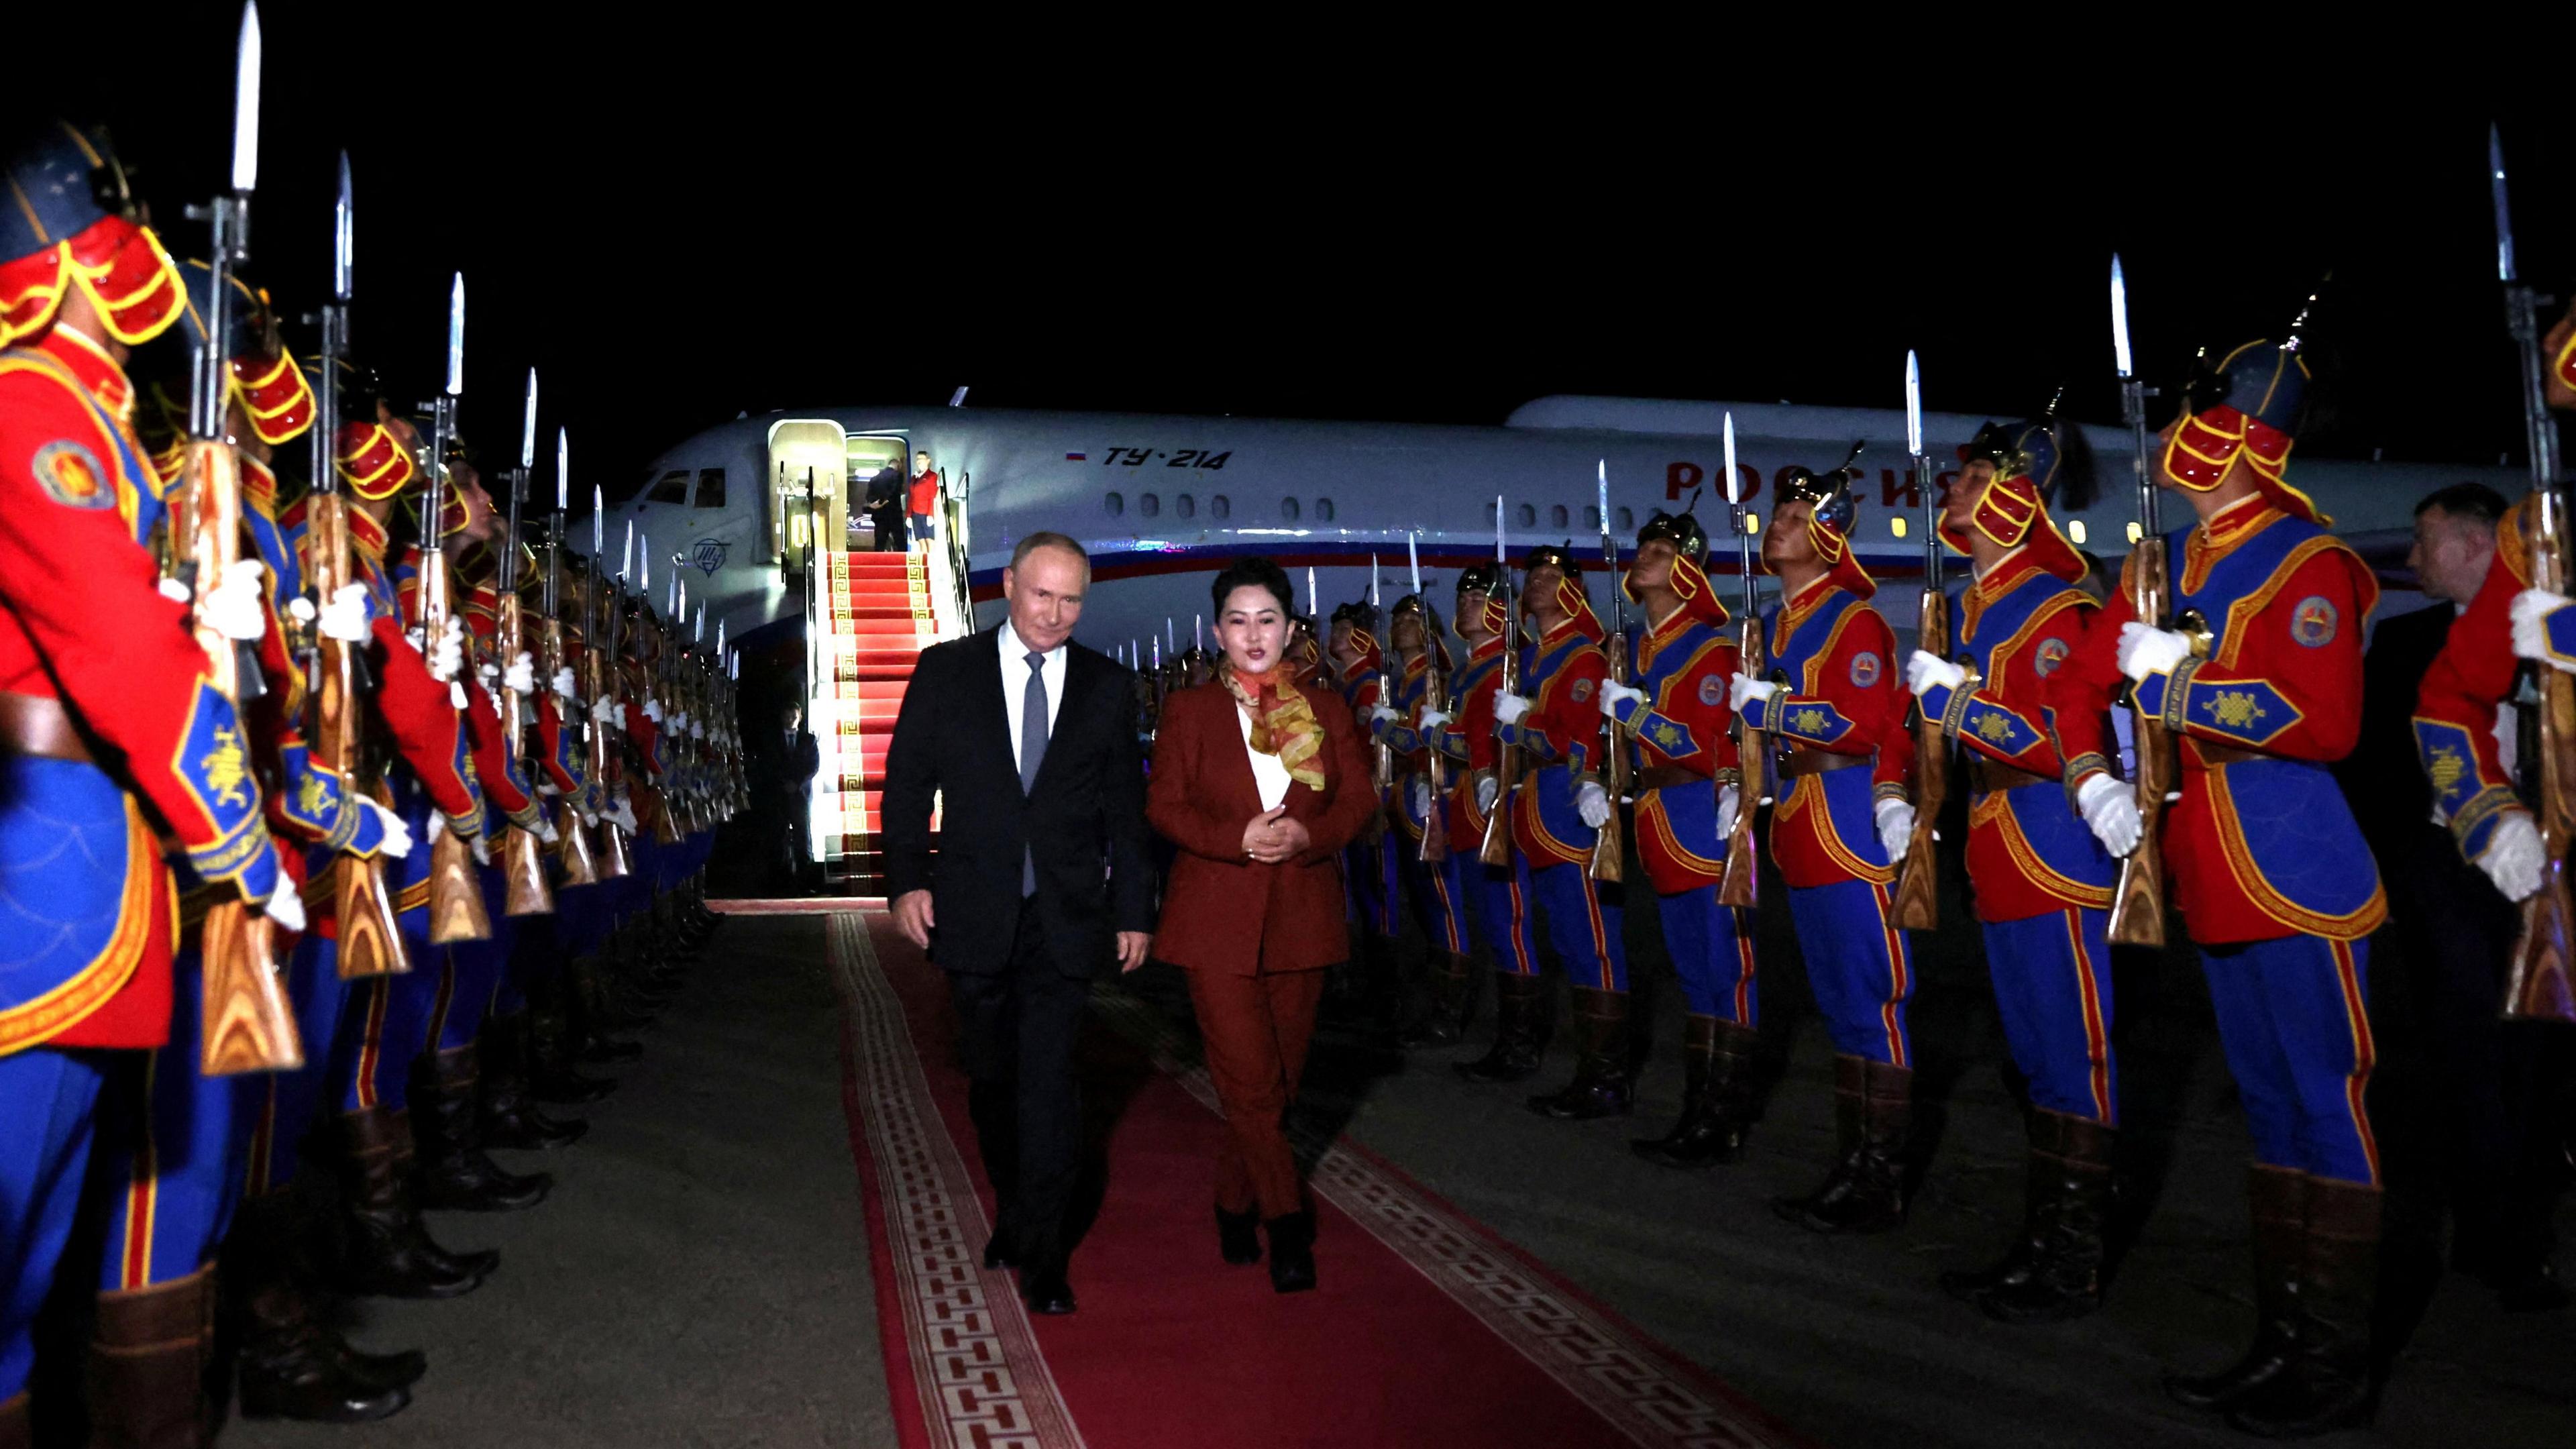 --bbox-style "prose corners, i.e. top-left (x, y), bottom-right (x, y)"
top-left (349, 504), bottom-right (389, 563)
top-left (1536, 615), bottom-right (1589, 647)
top-left (2197, 492), bottom-right (2277, 551)
top-left (1782, 573), bottom-right (1842, 623)
top-left (36, 323), bottom-right (135, 422)
top-left (1463, 634), bottom-right (1504, 663)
